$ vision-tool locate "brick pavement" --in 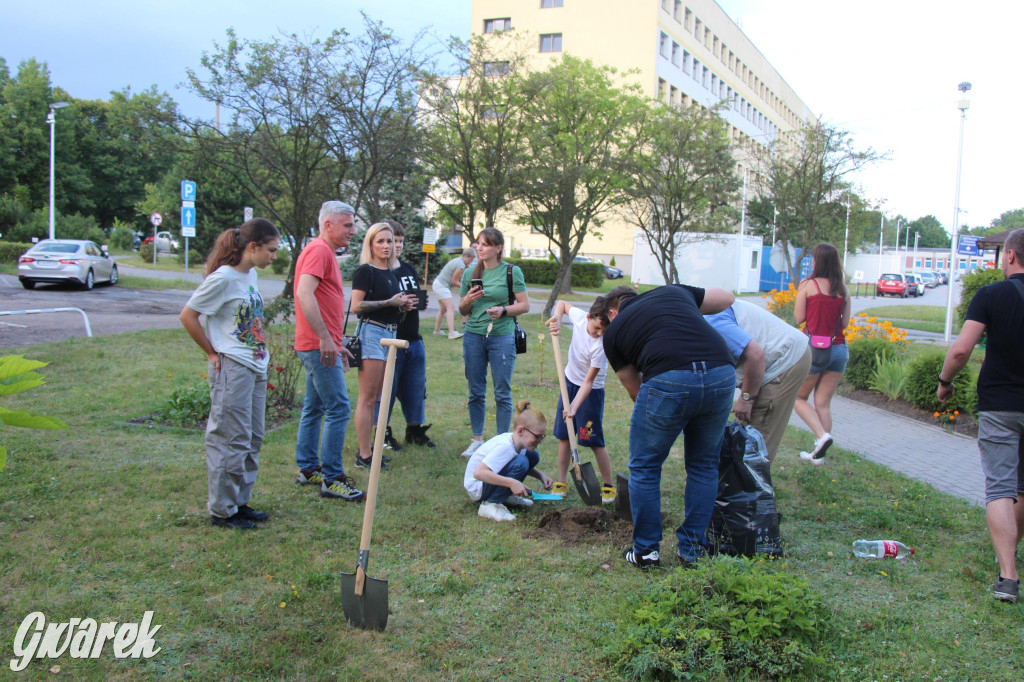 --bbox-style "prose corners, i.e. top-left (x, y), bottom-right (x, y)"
top-left (788, 394), bottom-right (985, 506)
